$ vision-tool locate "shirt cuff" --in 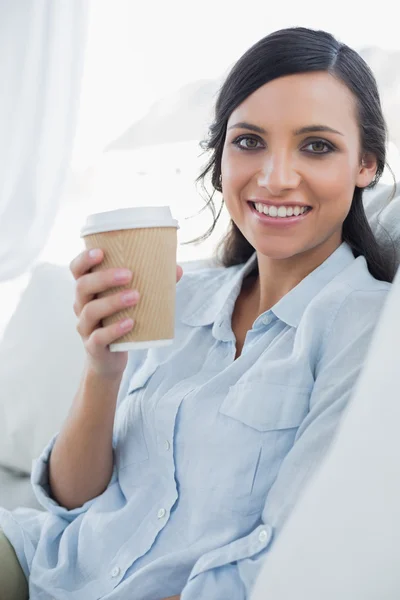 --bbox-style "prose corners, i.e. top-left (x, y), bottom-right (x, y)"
top-left (31, 434), bottom-right (117, 521)
top-left (181, 562), bottom-right (246, 600)
top-left (181, 524), bottom-right (272, 599)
